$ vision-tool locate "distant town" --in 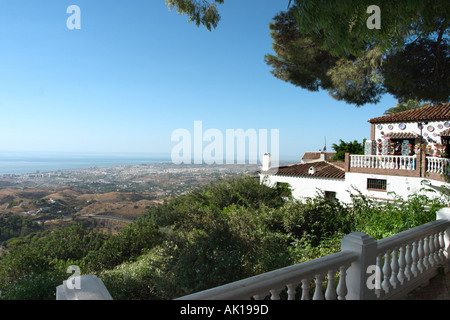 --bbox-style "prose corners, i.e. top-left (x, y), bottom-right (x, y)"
top-left (0, 162), bottom-right (281, 231)
top-left (0, 162), bottom-right (263, 194)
